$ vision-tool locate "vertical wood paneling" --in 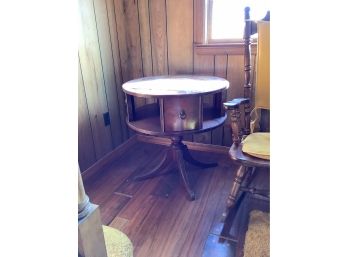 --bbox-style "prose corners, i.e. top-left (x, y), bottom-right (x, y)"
top-left (193, 54), bottom-right (214, 144)
top-left (138, 0), bottom-right (157, 105)
top-left (138, 0), bottom-right (153, 77)
top-left (78, 58), bottom-right (97, 171)
top-left (93, 0), bottom-right (124, 147)
top-left (167, 0), bottom-right (194, 141)
top-left (193, 54), bottom-right (214, 75)
top-left (227, 55), bottom-right (245, 101)
top-left (105, 0), bottom-right (129, 141)
top-left (212, 55), bottom-right (228, 146)
top-left (193, 0), bottom-right (204, 43)
top-left (167, 0), bottom-right (194, 75)
top-left (149, 0), bottom-right (168, 75)
top-left (114, 0), bottom-right (145, 109)
top-left (214, 55), bottom-right (228, 78)
top-left (78, 0), bottom-right (114, 159)
top-left (114, 0), bottom-right (143, 82)
top-left (223, 55), bottom-right (244, 146)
